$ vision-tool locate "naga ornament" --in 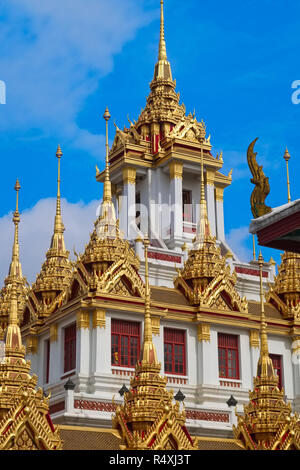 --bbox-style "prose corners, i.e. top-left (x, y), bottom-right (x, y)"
top-left (247, 138), bottom-right (272, 218)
